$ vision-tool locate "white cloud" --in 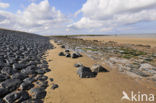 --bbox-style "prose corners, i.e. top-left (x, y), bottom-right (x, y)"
top-left (0, 2), bottom-right (10, 8)
top-left (69, 0), bottom-right (156, 33)
top-left (0, 0), bottom-right (70, 35)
